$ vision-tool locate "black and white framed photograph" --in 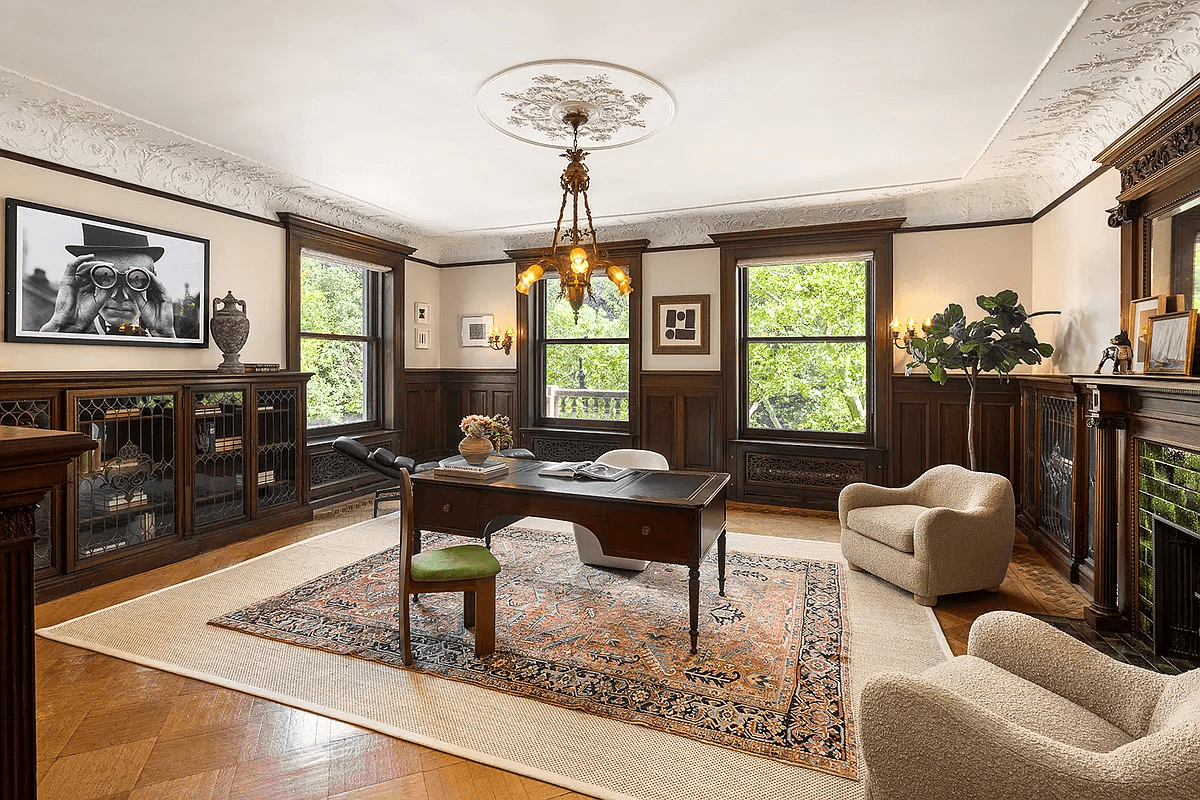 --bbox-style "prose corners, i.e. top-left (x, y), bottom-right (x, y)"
top-left (415, 327), bottom-right (431, 349)
top-left (414, 301), bottom-right (430, 324)
top-left (1145, 309), bottom-right (1197, 375)
top-left (5, 199), bottom-right (209, 347)
top-left (652, 294), bottom-right (710, 355)
top-left (460, 314), bottom-right (492, 347)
